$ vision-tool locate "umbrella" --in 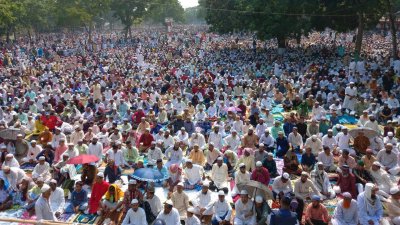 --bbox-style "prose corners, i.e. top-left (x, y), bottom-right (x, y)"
top-left (237, 180), bottom-right (273, 200)
top-left (131, 168), bottom-right (170, 182)
top-left (224, 106), bottom-right (242, 113)
top-left (0, 128), bottom-right (24, 140)
top-left (66, 154), bottom-right (99, 165)
top-left (349, 127), bottom-right (379, 138)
